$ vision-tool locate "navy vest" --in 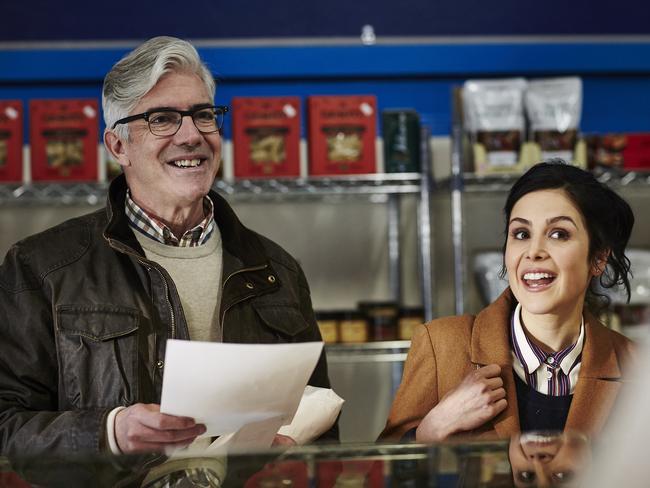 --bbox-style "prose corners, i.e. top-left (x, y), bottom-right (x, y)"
top-left (514, 373), bottom-right (572, 432)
